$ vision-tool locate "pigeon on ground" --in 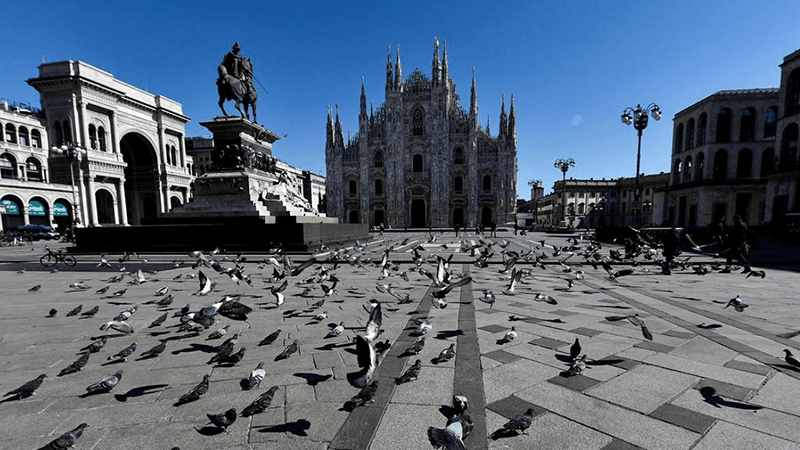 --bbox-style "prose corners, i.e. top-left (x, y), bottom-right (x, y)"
top-left (560, 354), bottom-right (586, 377)
top-left (375, 339), bottom-right (392, 359)
top-left (347, 335), bottom-right (377, 388)
top-left (478, 290), bottom-right (496, 308)
top-left (428, 418), bottom-right (467, 450)
top-left (725, 295), bottom-right (749, 312)
top-left (112, 288), bottom-right (127, 297)
top-left (4, 374), bottom-right (46, 399)
top-left (246, 361), bottom-right (265, 389)
top-left (86, 370), bottom-right (123, 394)
top-left (48, 308), bottom-right (57, 317)
top-left (221, 348), bottom-right (246, 366)
top-left (500, 327), bottom-right (517, 344)
top-left (29, 284), bottom-right (41, 292)
top-left (402, 337), bottom-right (425, 356)
top-left (148, 312), bottom-right (168, 328)
top-left (395, 359), bottom-right (422, 384)
top-left (344, 380), bottom-right (379, 410)
top-left (113, 305), bottom-right (137, 322)
top-left (46, 423), bottom-right (88, 450)
top-left (203, 408), bottom-right (237, 433)
top-left (241, 386), bottom-right (280, 417)
top-left (59, 353), bottom-right (90, 376)
top-left (313, 311), bottom-right (328, 322)
top-left (208, 325), bottom-right (230, 340)
top-left (178, 374), bottom-right (210, 403)
top-left (95, 285), bottom-right (110, 295)
top-left (259, 329), bottom-right (281, 346)
top-left (154, 286), bottom-right (169, 296)
top-left (100, 320), bottom-right (134, 334)
top-left (605, 313), bottom-right (653, 340)
top-left (275, 340), bottom-right (299, 361)
top-left (326, 322), bottom-right (345, 338)
top-left (746, 269), bottom-right (766, 279)
top-left (81, 335), bottom-right (108, 353)
top-left (533, 293), bottom-right (558, 305)
top-left (207, 340), bottom-right (237, 364)
top-left (784, 349), bottom-right (800, 369)
top-left (66, 305), bottom-right (83, 316)
top-left (70, 281), bottom-right (91, 290)
top-left (570, 338), bottom-right (581, 361)
top-left (139, 340), bottom-right (168, 359)
top-left (496, 408), bottom-right (535, 436)
top-left (107, 343), bottom-right (136, 363)
top-left (433, 343), bottom-right (456, 364)
top-left (80, 305), bottom-right (99, 318)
